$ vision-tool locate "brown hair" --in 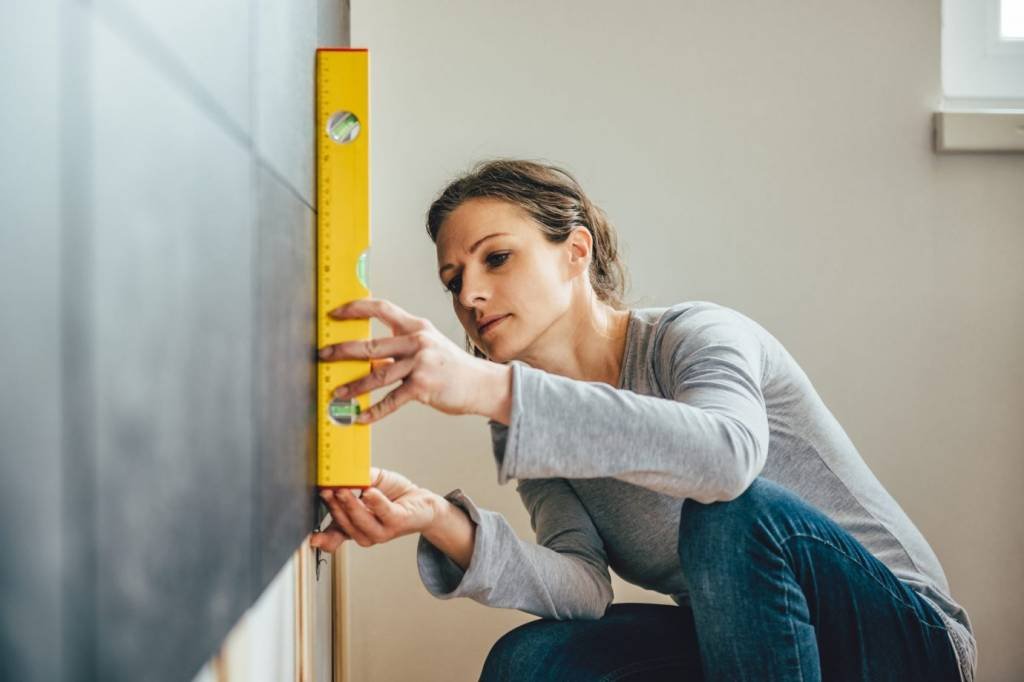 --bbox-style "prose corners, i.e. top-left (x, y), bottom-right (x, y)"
top-left (425, 158), bottom-right (631, 359)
